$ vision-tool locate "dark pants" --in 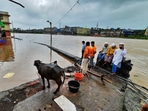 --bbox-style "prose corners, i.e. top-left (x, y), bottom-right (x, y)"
top-left (81, 50), bottom-right (84, 59)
